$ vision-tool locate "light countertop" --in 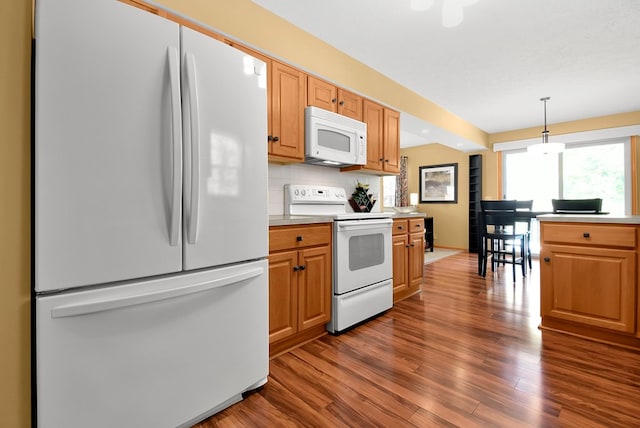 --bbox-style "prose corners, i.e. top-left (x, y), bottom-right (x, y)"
top-left (537, 214), bottom-right (640, 224)
top-left (390, 212), bottom-right (427, 219)
top-left (269, 211), bottom-right (427, 227)
top-left (269, 215), bottom-right (335, 227)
